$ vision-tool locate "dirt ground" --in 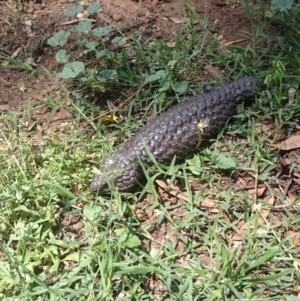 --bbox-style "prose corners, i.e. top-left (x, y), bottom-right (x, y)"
top-left (0, 0), bottom-right (256, 113)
